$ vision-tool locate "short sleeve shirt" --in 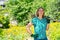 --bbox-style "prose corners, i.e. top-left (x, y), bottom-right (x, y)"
top-left (31, 17), bottom-right (50, 39)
